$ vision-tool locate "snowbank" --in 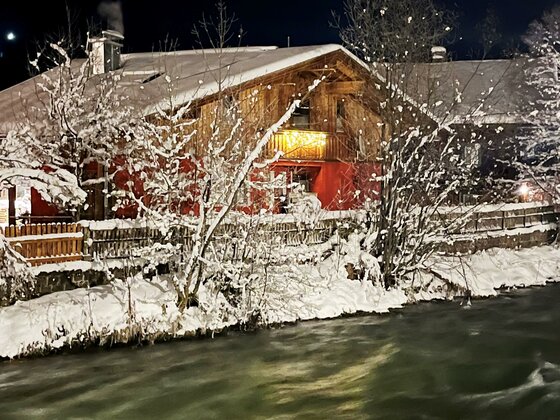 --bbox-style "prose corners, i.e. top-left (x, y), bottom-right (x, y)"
top-left (1, 242), bottom-right (559, 359)
top-left (427, 246), bottom-right (560, 298)
top-left (0, 236), bottom-right (406, 359)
